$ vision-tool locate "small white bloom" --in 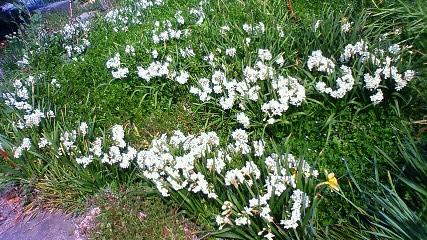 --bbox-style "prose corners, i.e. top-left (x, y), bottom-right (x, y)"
top-left (175, 70), bottom-right (190, 84)
top-left (236, 112), bottom-right (250, 128)
top-left (79, 122), bottom-right (89, 135)
top-left (125, 45), bottom-right (135, 55)
top-left (225, 48), bottom-right (236, 57)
